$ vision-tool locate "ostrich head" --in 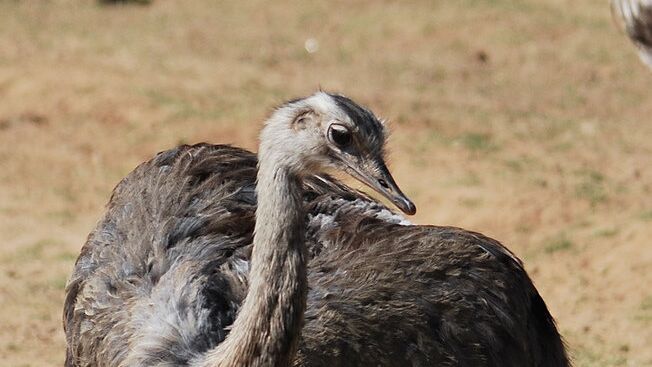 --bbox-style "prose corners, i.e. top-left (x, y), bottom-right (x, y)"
top-left (260, 91), bottom-right (416, 215)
